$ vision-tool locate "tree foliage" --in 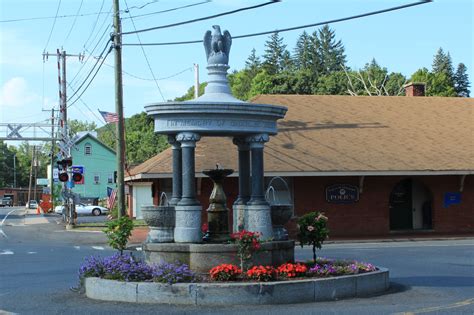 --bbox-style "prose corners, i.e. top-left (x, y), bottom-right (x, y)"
top-left (454, 63), bottom-right (470, 97)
